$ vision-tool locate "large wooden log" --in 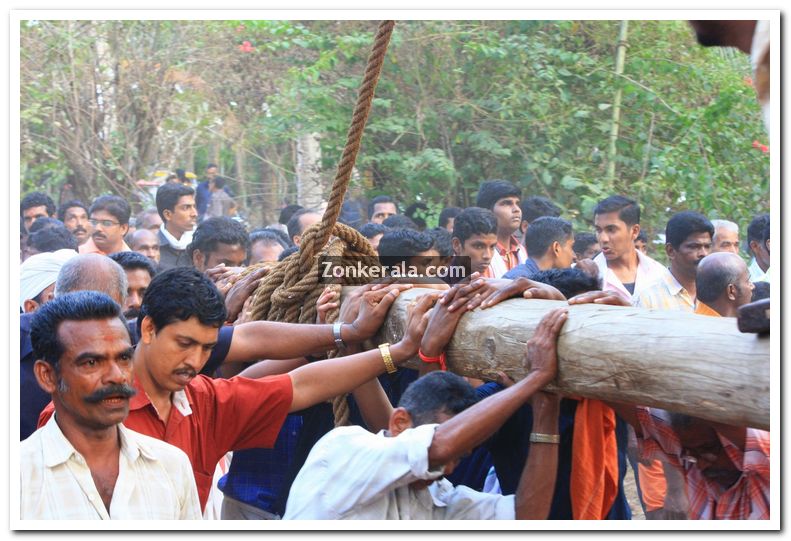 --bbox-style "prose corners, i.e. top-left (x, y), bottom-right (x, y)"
top-left (345, 287), bottom-right (770, 430)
